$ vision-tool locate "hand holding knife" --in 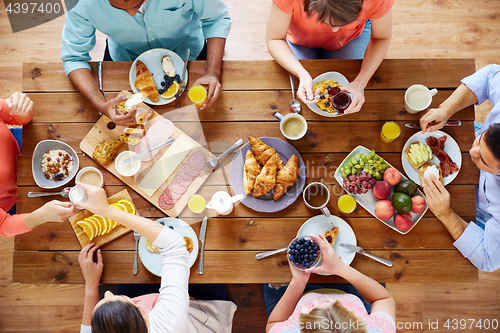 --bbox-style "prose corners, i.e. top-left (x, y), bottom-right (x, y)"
top-left (339, 243), bottom-right (393, 267)
top-left (405, 120), bottom-right (461, 130)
